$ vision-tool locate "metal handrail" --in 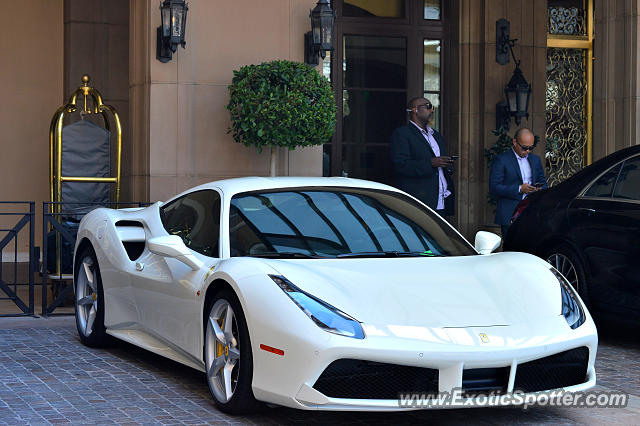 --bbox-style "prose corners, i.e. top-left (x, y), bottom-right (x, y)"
top-left (0, 202), bottom-right (35, 317)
